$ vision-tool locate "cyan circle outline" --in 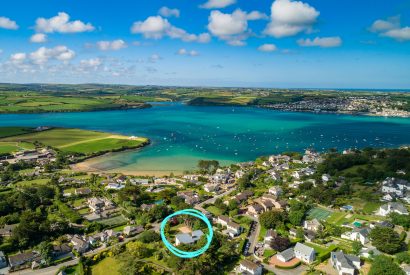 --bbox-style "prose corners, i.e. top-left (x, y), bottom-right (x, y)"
top-left (160, 208), bottom-right (213, 258)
